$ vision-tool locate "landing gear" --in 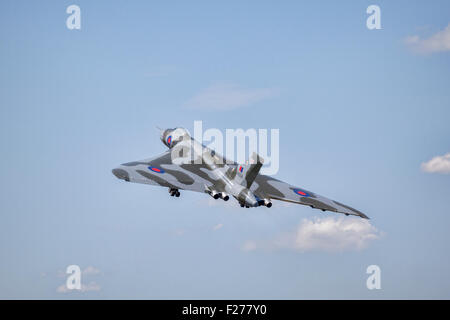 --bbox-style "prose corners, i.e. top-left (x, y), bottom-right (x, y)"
top-left (169, 188), bottom-right (180, 197)
top-left (239, 202), bottom-right (250, 208)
